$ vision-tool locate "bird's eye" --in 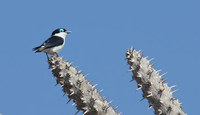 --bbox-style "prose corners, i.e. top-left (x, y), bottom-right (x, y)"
top-left (59, 29), bottom-right (64, 32)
